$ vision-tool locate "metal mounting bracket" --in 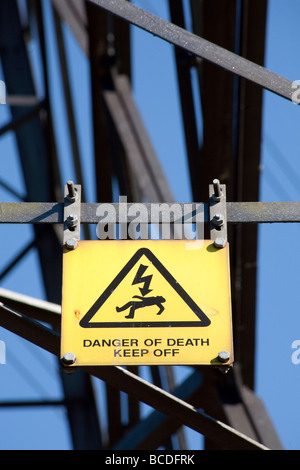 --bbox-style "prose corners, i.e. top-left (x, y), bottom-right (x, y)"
top-left (209, 179), bottom-right (227, 246)
top-left (63, 181), bottom-right (81, 247)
